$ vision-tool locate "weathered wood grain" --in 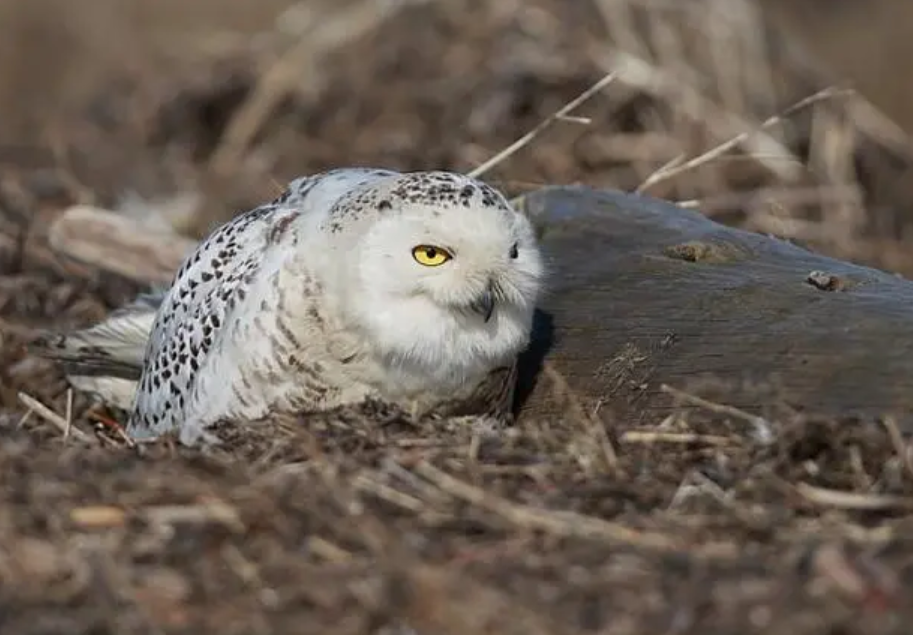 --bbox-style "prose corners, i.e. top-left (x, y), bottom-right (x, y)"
top-left (48, 205), bottom-right (197, 285)
top-left (517, 187), bottom-right (913, 429)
